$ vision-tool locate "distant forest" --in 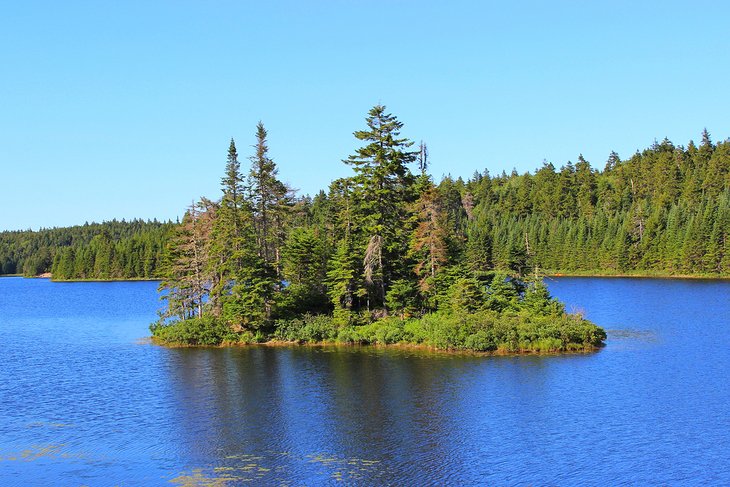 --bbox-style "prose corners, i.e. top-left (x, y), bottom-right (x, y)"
top-left (0, 126), bottom-right (728, 281)
top-left (453, 129), bottom-right (729, 276)
top-left (0, 220), bottom-right (172, 279)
